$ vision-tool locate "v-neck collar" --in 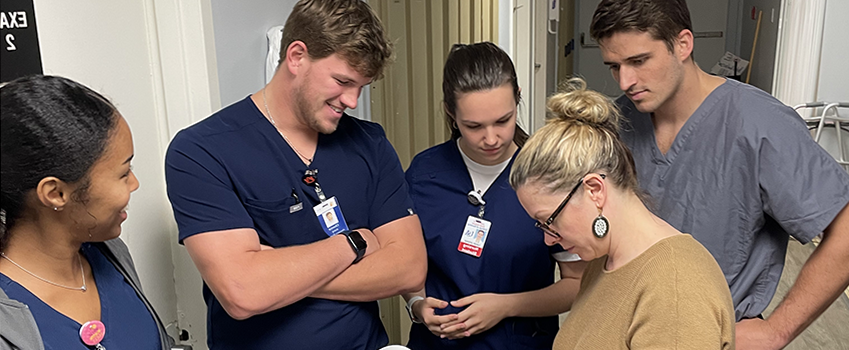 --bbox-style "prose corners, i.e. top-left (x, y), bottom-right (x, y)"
top-left (647, 79), bottom-right (731, 164)
top-left (447, 140), bottom-right (517, 198)
top-left (249, 97), bottom-right (322, 169)
top-left (0, 244), bottom-right (107, 328)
